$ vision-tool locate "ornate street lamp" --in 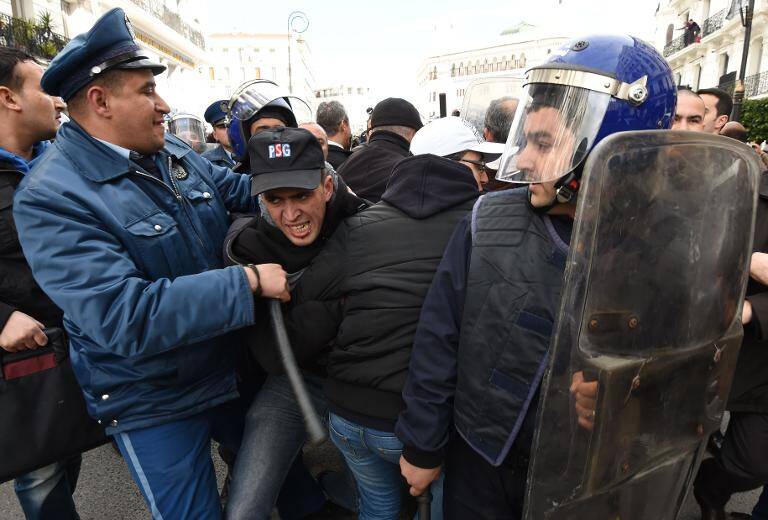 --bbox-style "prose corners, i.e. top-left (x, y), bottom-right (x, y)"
top-left (287, 11), bottom-right (309, 94)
